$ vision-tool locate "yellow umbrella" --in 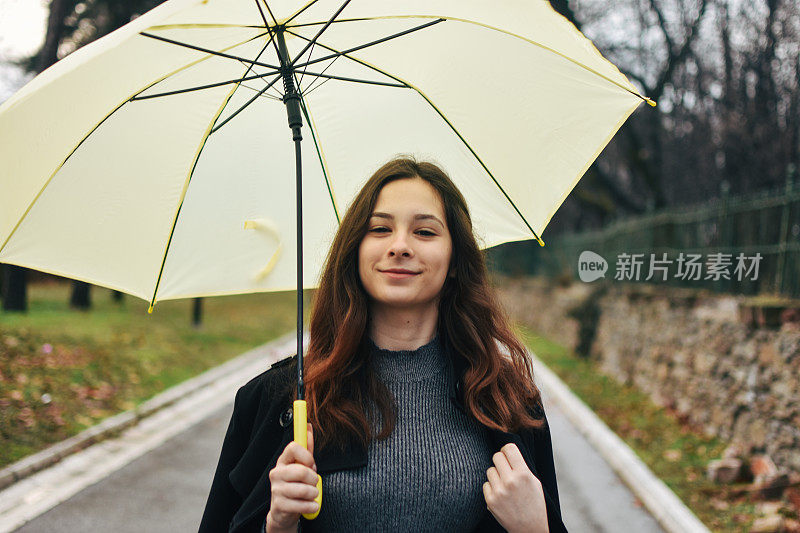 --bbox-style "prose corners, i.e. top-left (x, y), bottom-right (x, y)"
top-left (0, 0), bottom-right (653, 520)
